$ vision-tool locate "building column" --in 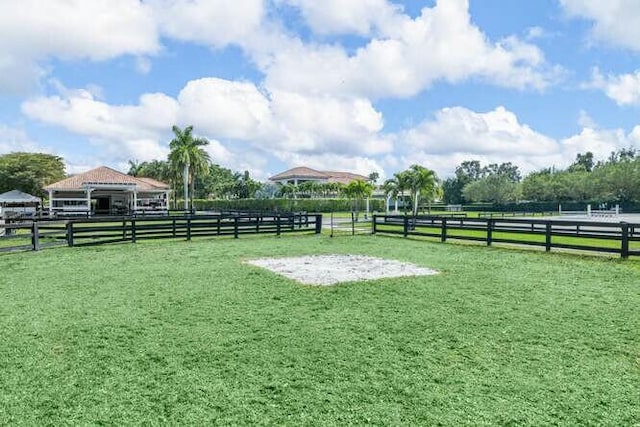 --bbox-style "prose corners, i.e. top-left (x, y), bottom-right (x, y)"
top-left (48, 190), bottom-right (53, 215)
top-left (133, 190), bottom-right (138, 213)
top-left (86, 188), bottom-right (93, 216)
top-left (164, 191), bottom-right (170, 209)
